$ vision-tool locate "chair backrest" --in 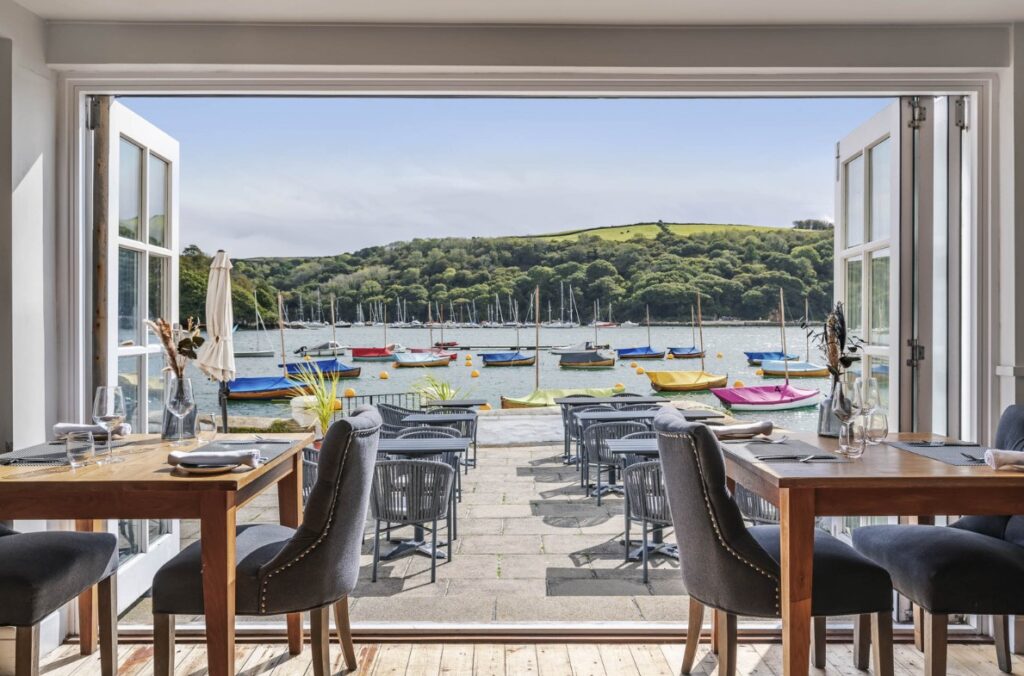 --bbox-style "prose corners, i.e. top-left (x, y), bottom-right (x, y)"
top-left (653, 406), bottom-right (781, 617)
top-left (993, 405), bottom-right (1024, 545)
top-left (377, 402), bottom-right (418, 428)
top-left (371, 460), bottom-right (454, 524)
top-left (397, 426), bottom-right (461, 439)
top-left (612, 392), bottom-right (640, 397)
top-left (734, 485), bottom-right (779, 525)
top-left (623, 461), bottom-right (672, 525)
top-left (257, 405), bottom-right (381, 613)
top-left (618, 403), bottom-right (661, 412)
top-left (621, 430), bottom-right (658, 467)
top-left (583, 421), bottom-right (649, 465)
